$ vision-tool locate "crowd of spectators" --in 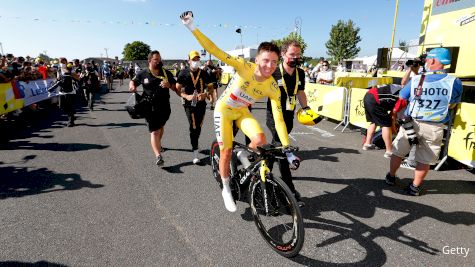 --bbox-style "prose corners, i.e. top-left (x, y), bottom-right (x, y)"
top-left (0, 53), bottom-right (61, 83)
